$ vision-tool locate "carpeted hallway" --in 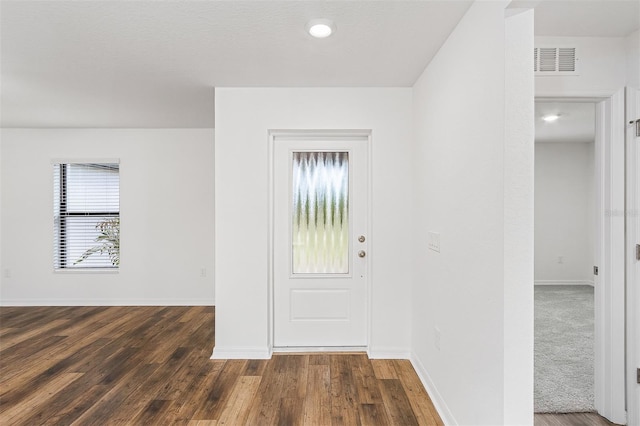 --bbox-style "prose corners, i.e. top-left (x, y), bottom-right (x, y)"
top-left (534, 285), bottom-right (594, 413)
